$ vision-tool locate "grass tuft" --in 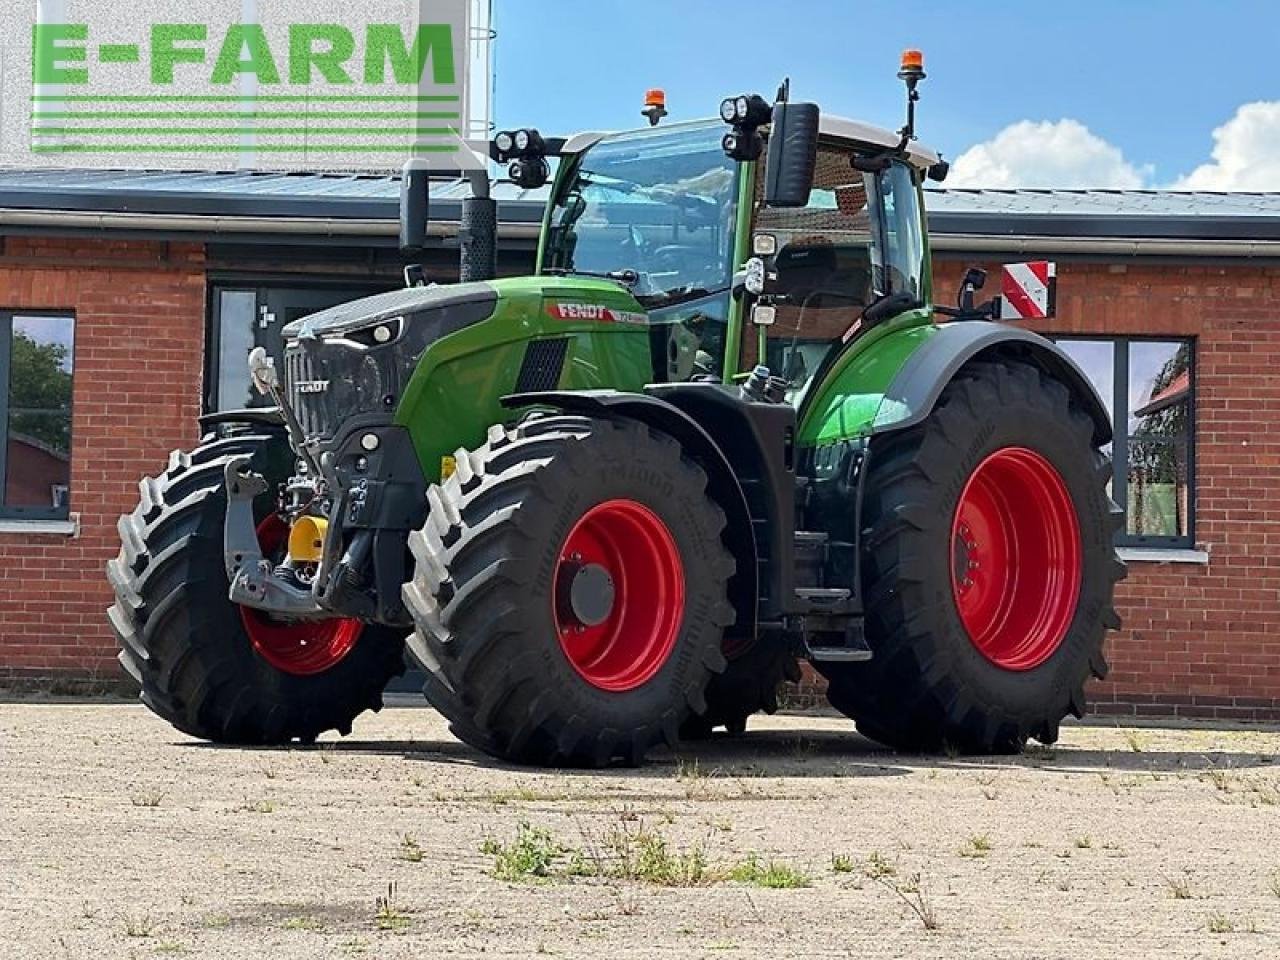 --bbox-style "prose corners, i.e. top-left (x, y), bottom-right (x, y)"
top-left (830, 853), bottom-right (856, 874)
top-left (728, 854), bottom-right (810, 889)
top-left (1166, 872), bottom-right (1194, 900)
top-left (1207, 913), bottom-right (1234, 934)
top-left (374, 881), bottom-right (410, 931)
top-left (959, 834), bottom-right (993, 859)
top-left (124, 915), bottom-right (158, 938)
top-left (482, 822), bottom-right (561, 882)
top-left (398, 834), bottom-right (424, 863)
